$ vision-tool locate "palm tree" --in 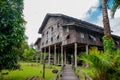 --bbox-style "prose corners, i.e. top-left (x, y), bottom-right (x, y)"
top-left (101, 0), bottom-right (120, 39)
top-left (102, 0), bottom-right (111, 39)
top-left (111, 0), bottom-right (120, 18)
top-left (101, 0), bottom-right (120, 53)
